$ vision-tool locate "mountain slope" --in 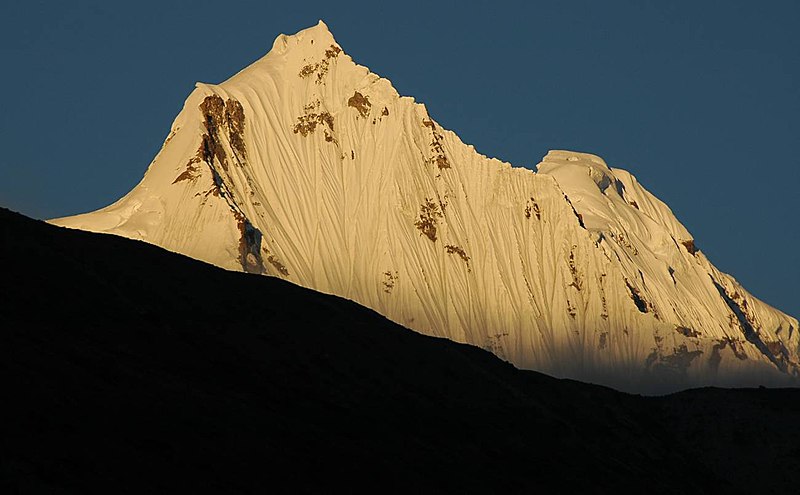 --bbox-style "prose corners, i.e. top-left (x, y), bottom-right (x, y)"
top-left (51, 21), bottom-right (799, 393)
top-left (4, 207), bottom-right (800, 493)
